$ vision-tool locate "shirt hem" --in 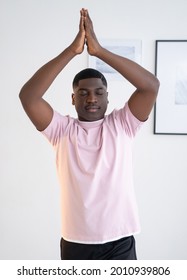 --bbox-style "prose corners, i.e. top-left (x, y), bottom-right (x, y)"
top-left (62, 231), bottom-right (141, 245)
